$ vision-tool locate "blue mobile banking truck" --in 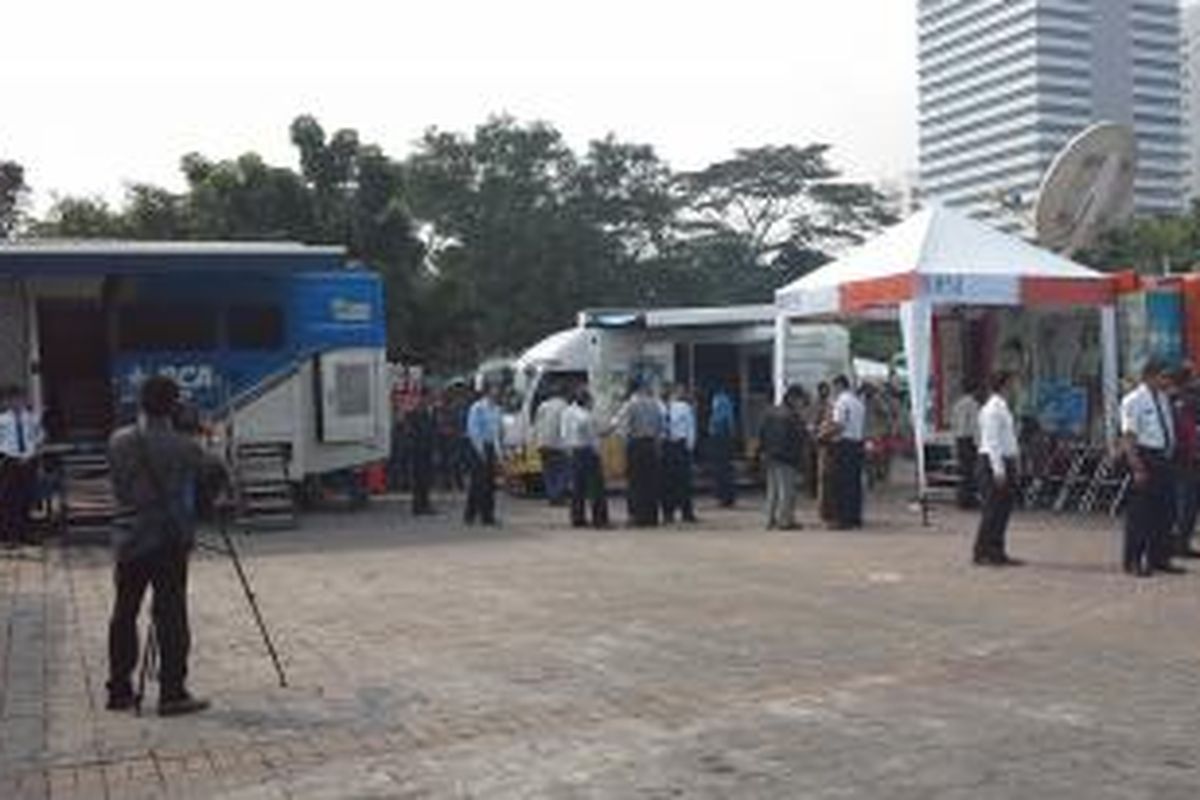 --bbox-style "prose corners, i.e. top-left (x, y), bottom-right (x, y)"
top-left (0, 242), bottom-right (391, 485)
